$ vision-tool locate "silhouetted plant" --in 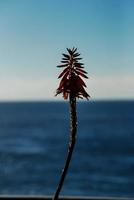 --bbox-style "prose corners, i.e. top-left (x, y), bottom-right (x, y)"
top-left (53, 47), bottom-right (89, 200)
